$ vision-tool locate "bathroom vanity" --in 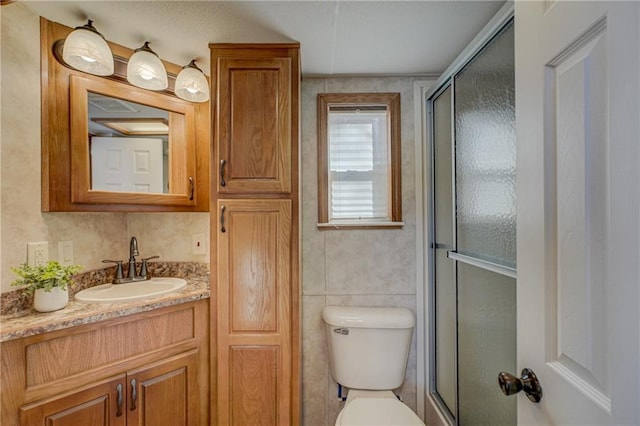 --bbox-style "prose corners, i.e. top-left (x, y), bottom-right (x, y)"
top-left (0, 276), bottom-right (210, 426)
